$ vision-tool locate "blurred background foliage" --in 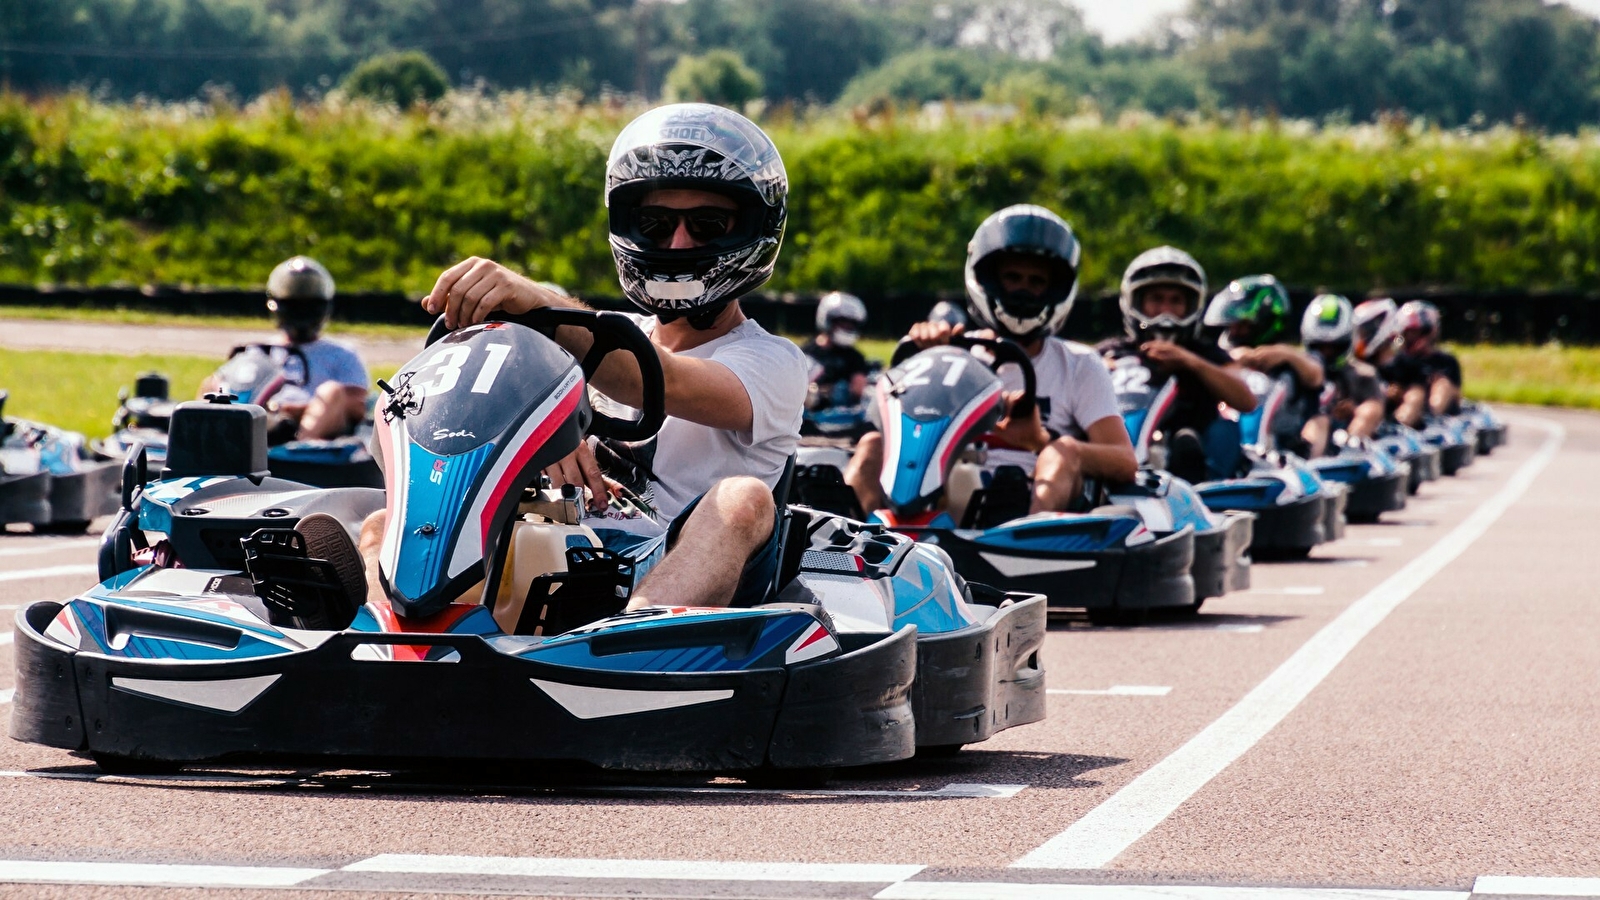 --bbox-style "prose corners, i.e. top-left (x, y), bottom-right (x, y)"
top-left (6, 0), bottom-right (1600, 131)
